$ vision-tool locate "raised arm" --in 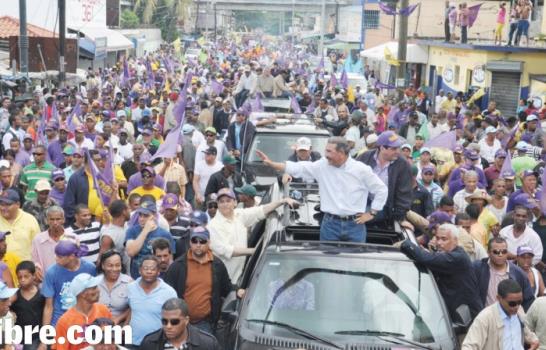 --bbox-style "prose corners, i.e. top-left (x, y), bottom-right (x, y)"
top-left (255, 150), bottom-right (286, 172)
